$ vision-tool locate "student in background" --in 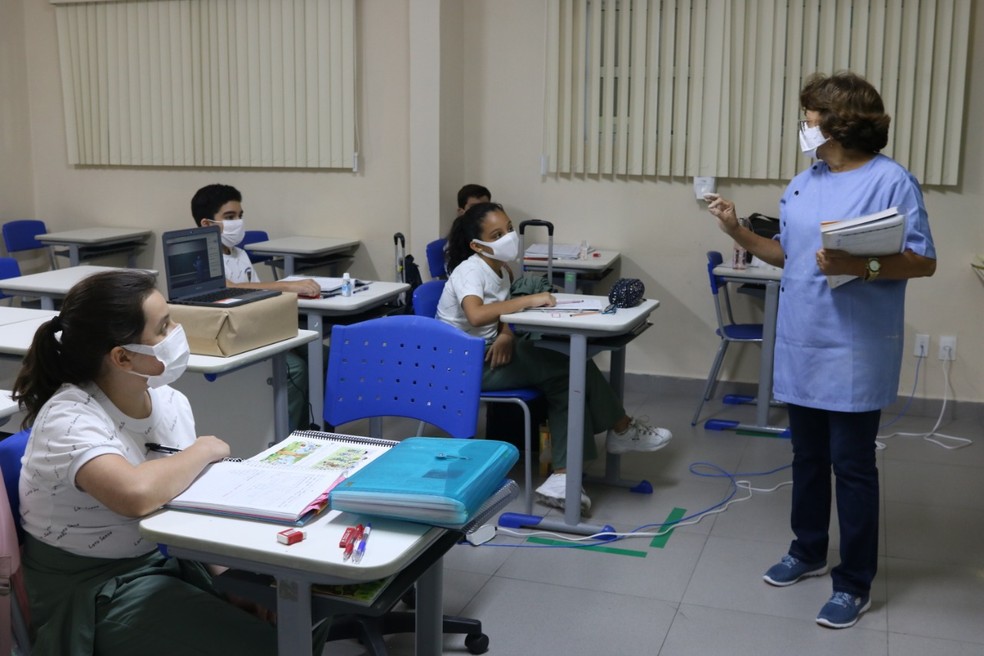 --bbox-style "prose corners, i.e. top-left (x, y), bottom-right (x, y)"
top-left (436, 202), bottom-right (673, 512)
top-left (11, 270), bottom-right (328, 655)
top-left (707, 72), bottom-right (935, 629)
top-left (457, 183), bottom-right (491, 216)
top-left (191, 183), bottom-right (317, 431)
